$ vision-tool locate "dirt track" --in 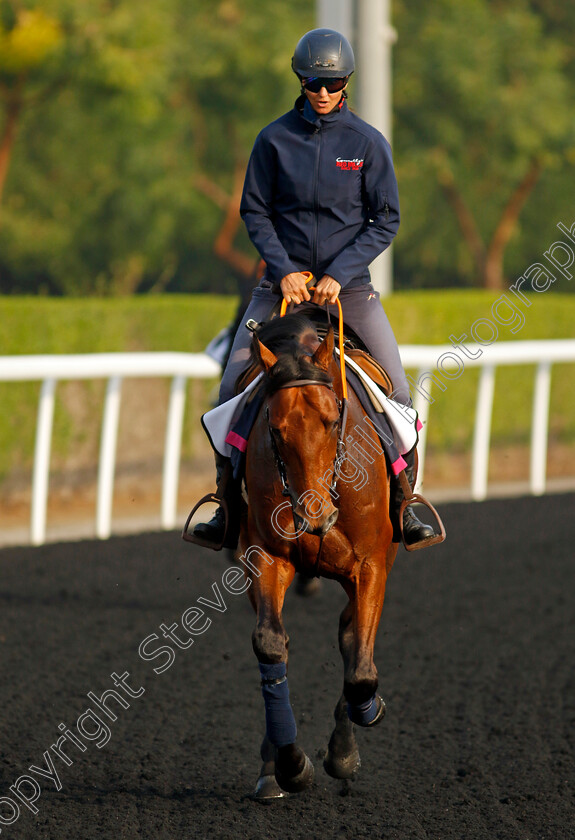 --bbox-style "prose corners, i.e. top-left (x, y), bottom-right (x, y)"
top-left (1, 493), bottom-right (574, 839)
